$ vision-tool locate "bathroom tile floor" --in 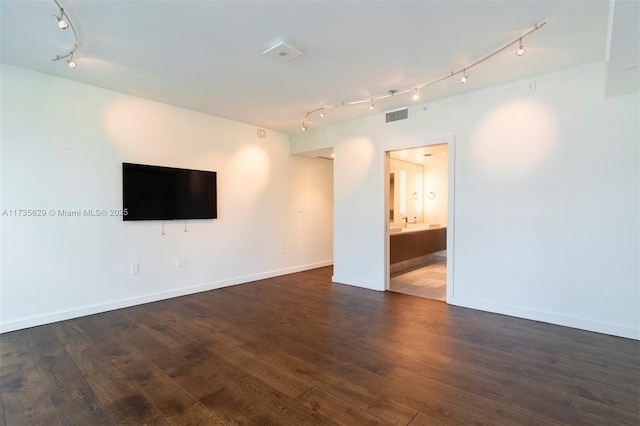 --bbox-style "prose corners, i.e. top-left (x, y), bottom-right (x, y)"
top-left (389, 261), bottom-right (446, 301)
